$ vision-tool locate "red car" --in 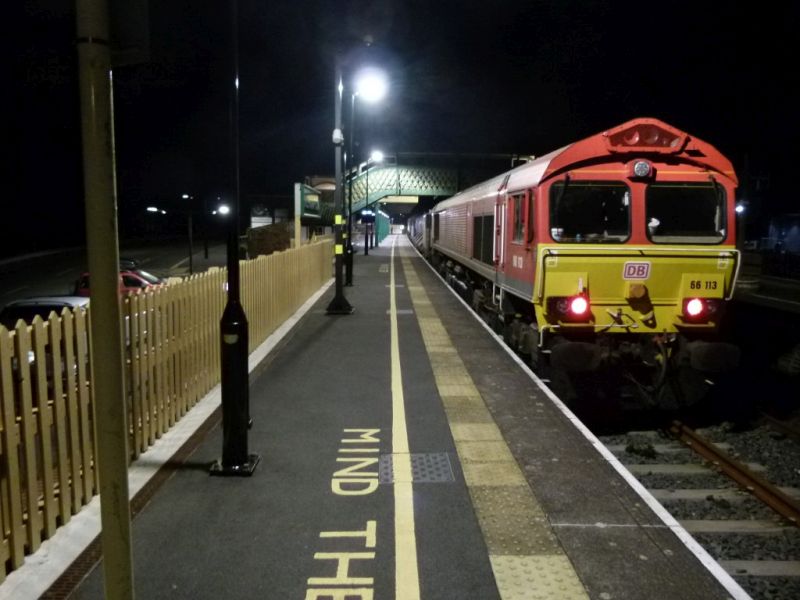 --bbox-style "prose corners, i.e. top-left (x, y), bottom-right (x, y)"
top-left (74, 269), bottom-right (164, 297)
